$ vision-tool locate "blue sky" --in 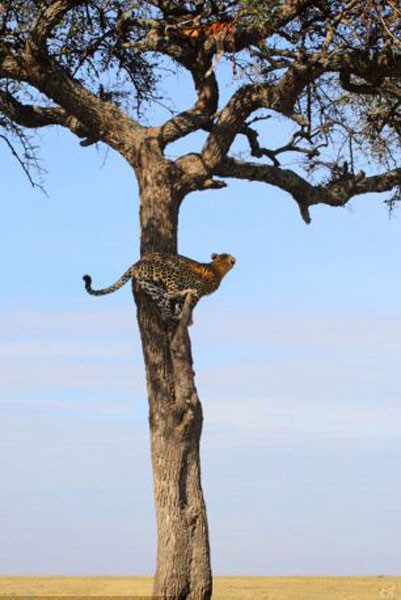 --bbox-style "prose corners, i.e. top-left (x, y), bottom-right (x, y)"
top-left (1, 66), bottom-right (401, 576)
